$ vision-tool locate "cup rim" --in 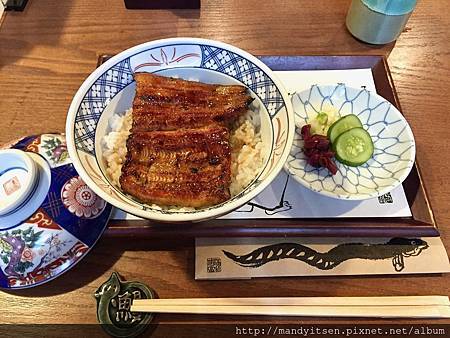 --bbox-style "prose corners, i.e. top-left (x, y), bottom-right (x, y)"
top-left (0, 149), bottom-right (38, 216)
